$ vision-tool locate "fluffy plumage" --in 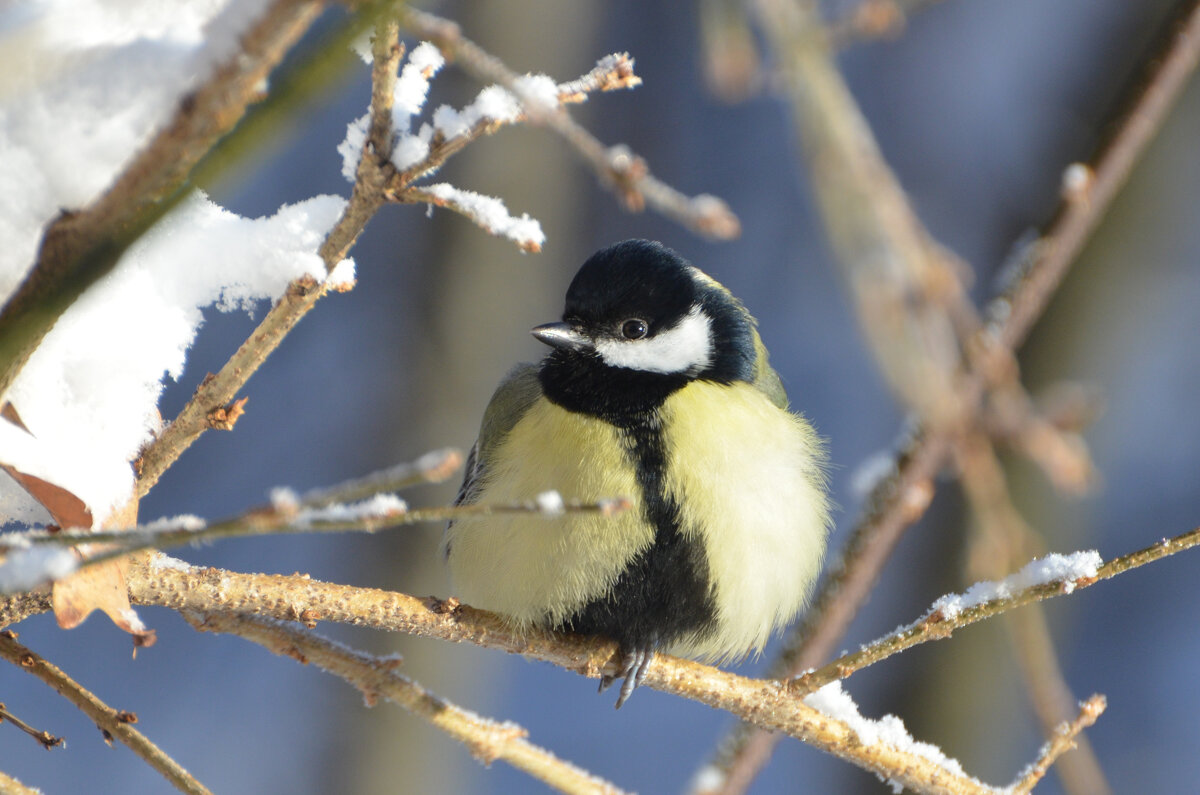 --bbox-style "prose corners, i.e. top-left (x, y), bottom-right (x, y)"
top-left (444, 239), bottom-right (830, 706)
